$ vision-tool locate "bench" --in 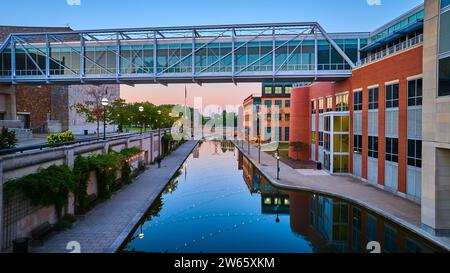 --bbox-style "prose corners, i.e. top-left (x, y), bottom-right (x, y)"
top-left (30, 221), bottom-right (52, 242)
